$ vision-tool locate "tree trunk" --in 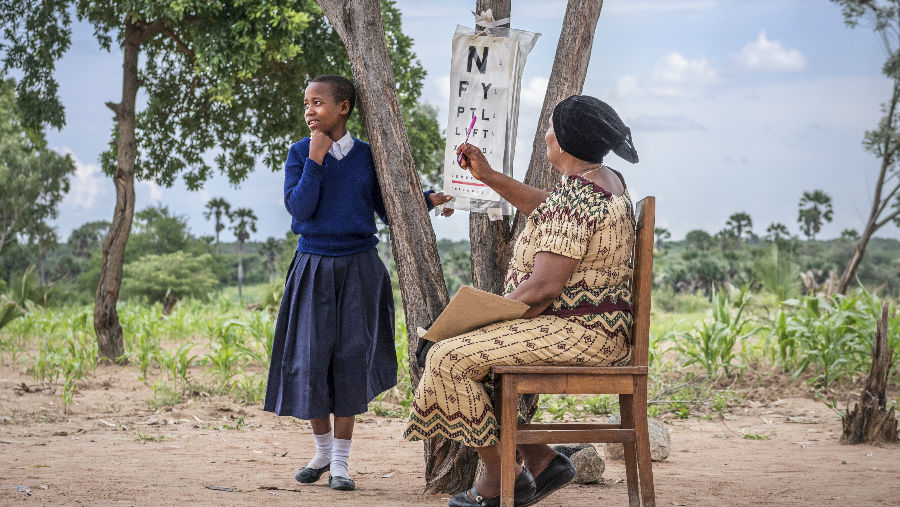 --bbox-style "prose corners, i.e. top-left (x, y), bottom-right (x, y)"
top-left (162, 288), bottom-right (178, 316)
top-left (38, 247), bottom-right (47, 286)
top-left (94, 23), bottom-right (142, 361)
top-left (314, 0), bottom-right (456, 491)
top-left (237, 241), bottom-right (244, 301)
top-left (464, 0), bottom-right (606, 491)
top-left (836, 220), bottom-right (876, 295)
top-left (841, 301), bottom-right (899, 444)
top-left (835, 78), bottom-right (900, 295)
top-left (468, 1), bottom-right (514, 297)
